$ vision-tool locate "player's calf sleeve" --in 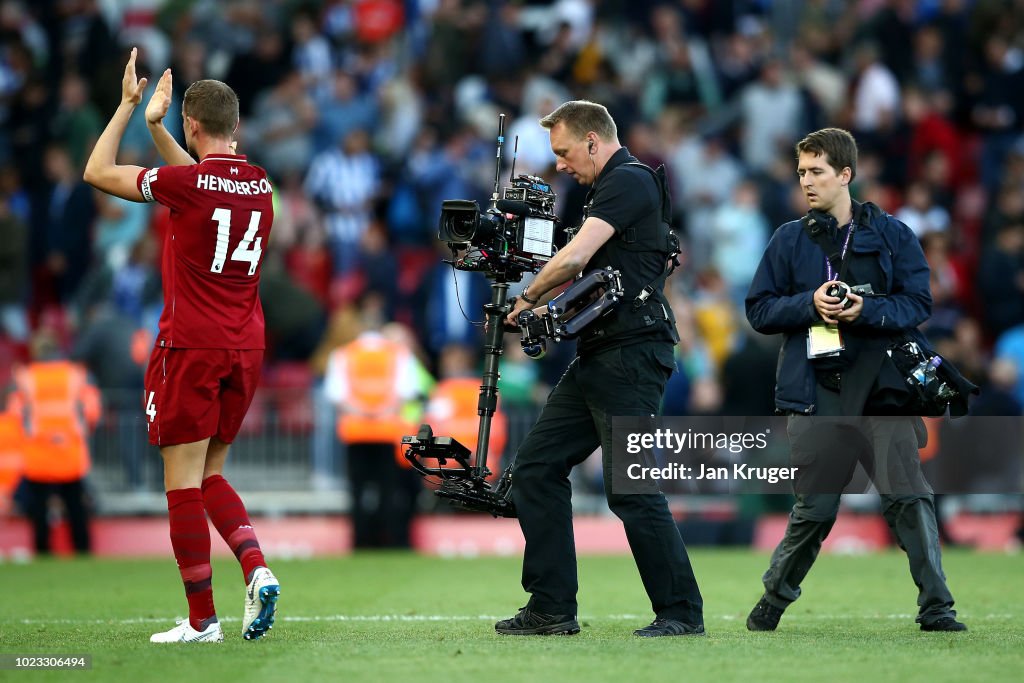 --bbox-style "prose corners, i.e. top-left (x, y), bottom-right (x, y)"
top-left (166, 487), bottom-right (216, 631)
top-left (201, 474), bottom-right (267, 583)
